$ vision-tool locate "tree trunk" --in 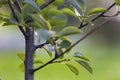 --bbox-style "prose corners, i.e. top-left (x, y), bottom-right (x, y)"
top-left (25, 27), bottom-right (34, 80)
